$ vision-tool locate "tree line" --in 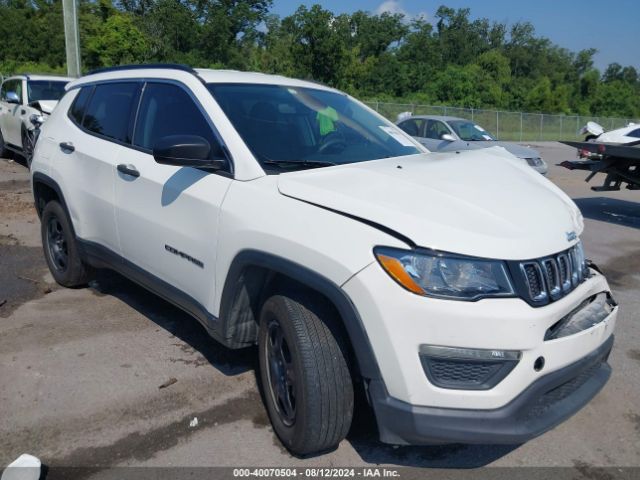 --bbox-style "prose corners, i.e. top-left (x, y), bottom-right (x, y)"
top-left (1, 0), bottom-right (639, 117)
